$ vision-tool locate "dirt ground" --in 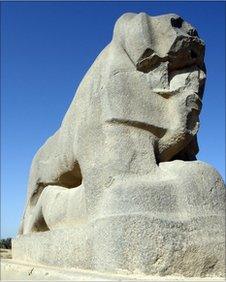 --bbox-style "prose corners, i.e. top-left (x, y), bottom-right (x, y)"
top-left (0, 248), bottom-right (12, 259)
top-left (1, 258), bottom-right (225, 281)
